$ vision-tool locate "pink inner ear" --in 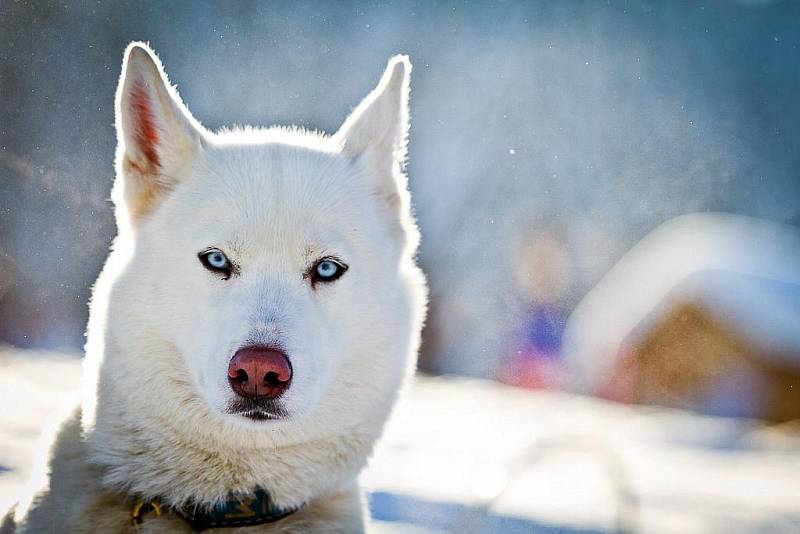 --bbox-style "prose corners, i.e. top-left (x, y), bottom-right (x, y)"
top-left (129, 82), bottom-right (161, 168)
